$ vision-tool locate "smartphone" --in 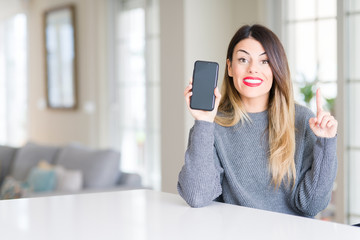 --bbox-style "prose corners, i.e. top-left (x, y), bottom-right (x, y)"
top-left (190, 60), bottom-right (219, 111)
